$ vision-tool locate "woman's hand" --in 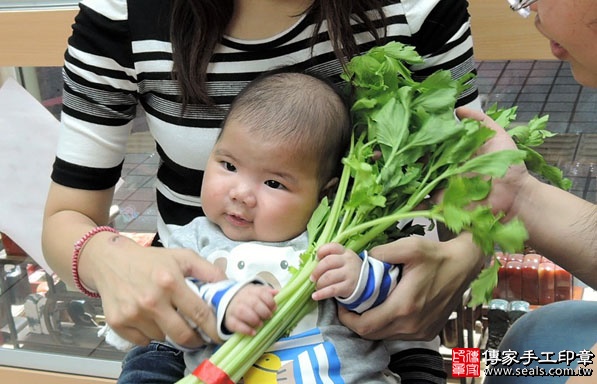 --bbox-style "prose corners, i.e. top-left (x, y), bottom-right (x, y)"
top-left (455, 107), bottom-right (530, 221)
top-left (42, 182), bottom-right (227, 349)
top-left (88, 235), bottom-right (227, 348)
top-left (338, 232), bottom-right (484, 340)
